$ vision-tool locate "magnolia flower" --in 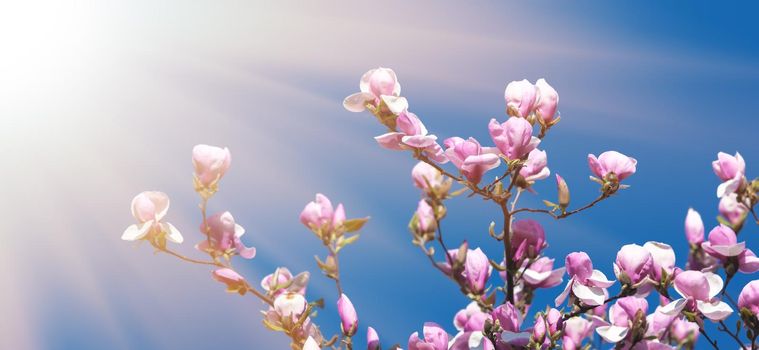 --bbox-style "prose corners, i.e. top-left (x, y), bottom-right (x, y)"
top-left (645, 306), bottom-right (676, 339)
top-left (595, 296), bottom-right (648, 343)
top-left (562, 317), bottom-right (593, 350)
top-left (122, 191), bottom-right (183, 243)
top-left (493, 303), bottom-right (531, 347)
top-left (192, 144), bottom-right (231, 189)
top-left (513, 257), bottom-right (565, 289)
top-left (212, 268), bottom-right (247, 292)
top-left (659, 270), bottom-right (733, 321)
top-left (719, 193), bottom-right (749, 226)
top-left (300, 193), bottom-right (346, 233)
top-left (449, 331), bottom-right (495, 350)
top-left (443, 137), bottom-right (501, 184)
top-left (464, 248), bottom-right (491, 294)
top-left (613, 244), bottom-right (653, 286)
top-left (519, 149), bottom-right (551, 185)
top-left (261, 268), bottom-right (309, 297)
top-left (367, 327), bottom-right (380, 350)
top-left (375, 111), bottom-right (438, 150)
top-left (700, 225), bottom-right (759, 271)
top-left (412, 161), bottom-right (452, 196)
top-left (273, 292), bottom-right (308, 320)
top-left (588, 151), bottom-right (637, 182)
top-left (534, 79), bottom-right (559, 123)
top-left (504, 79), bottom-right (537, 118)
top-left (669, 317), bottom-right (699, 346)
top-left (303, 336), bottom-right (321, 350)
top-left (337, 294), bottom-right (358, 336)
top-left (643, 241), bottom-right (676, 283)
top-left (454, 302), bottom-right (491, 332)
top-left (488, 117), bottom-right (540, 160)
top-left (684, 208), bottom-right (704, 244)
top-left (408, 322), bottom-right (448, 350)
top-left (556, 252), bottom-right (615, 306)
top-left (739, 280), bottom-right (759, 315)
top-left (510, 219), bottom-right (547, 264)
top-left (343, 67), bottom-right (407, 114)
top-left (712, 151), bottom-right (746, 198)
top-left (196, 211), bottom-right (256, 259)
